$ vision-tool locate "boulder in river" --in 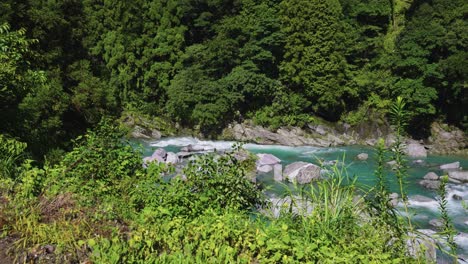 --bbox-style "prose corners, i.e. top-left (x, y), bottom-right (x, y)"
top-left (440, 161), bottom-right (460, 171)
top-left (273, 164), bottom-right (283, 181)
top-left (131, 125), bottom-right (162, 140)
top-left (356, 153), bottom-right (368, 161)
top-left (165, 152), bottom-right (179, 164)
top-left (419, 172), bottom-right (440, 190)
top-left (153, 148), bottom-right (167, 159)
top-left (405, 143), bottom-right (427, 158)
top-left (143, 155), bottom-right (165, 167)
top-left (410, 195), bottom-right (436, 203)
top-left (423, 172), bottom-right (439, 181)
top-left (448, 170), bottom-right (468, 183)
top-left (284, 162), bottom-right (321, 184)
top-left (181, 144), bottom-right (215, 152)
top-left (389, 193), bottom-right (399, 207)
top-left (406, 231), bottom-right (437, 262)
top-left (428, 219), bottom-right (444, 230)
top-left (419, 180), bottom-right (440, 190)
top-left (257, 165), bottom-right (273, 173)
top-left (256, 153), bottom-right (281, 166)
